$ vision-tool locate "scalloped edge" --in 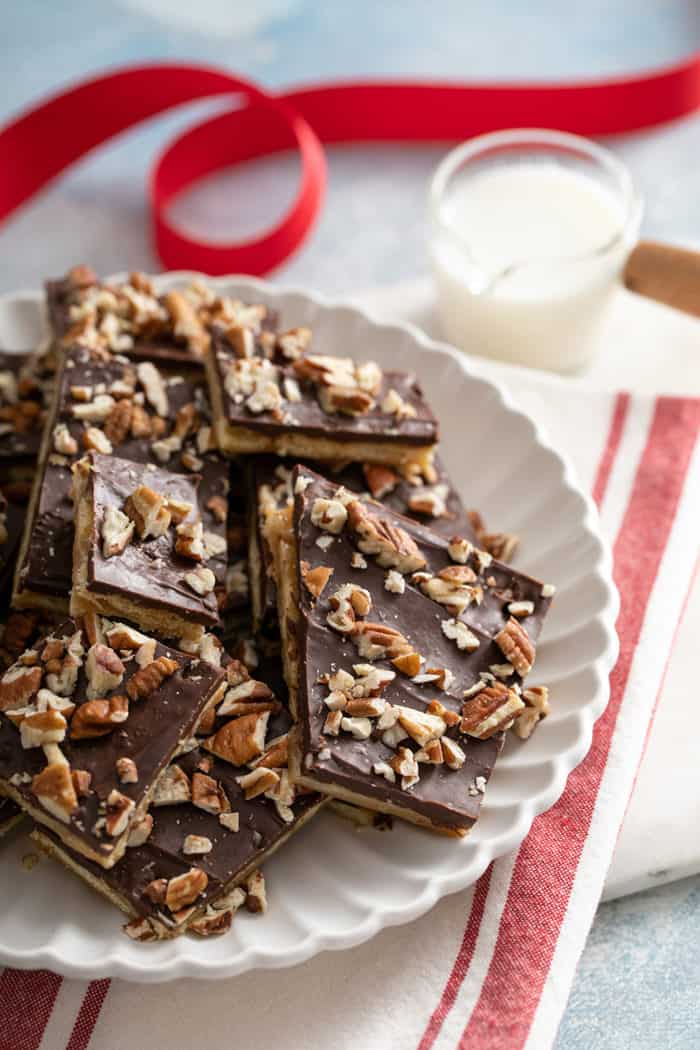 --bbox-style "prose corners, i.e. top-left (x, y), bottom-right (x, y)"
top-left (0, 275), bottom-right (619, 981)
